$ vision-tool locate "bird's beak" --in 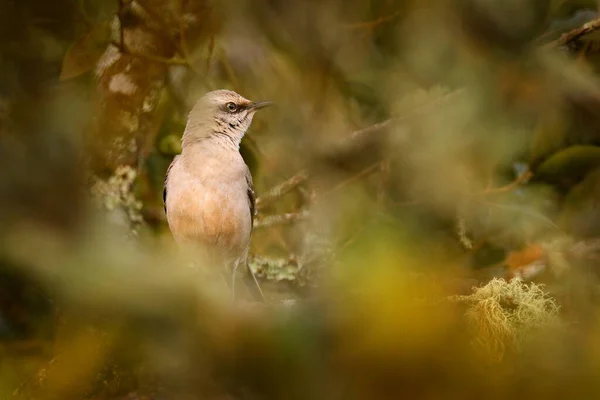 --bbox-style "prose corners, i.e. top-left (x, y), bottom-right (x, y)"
top-left (248, 101), bottom-right (273, 111)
